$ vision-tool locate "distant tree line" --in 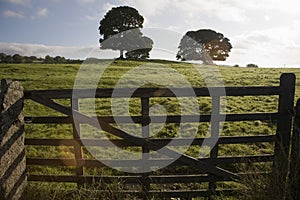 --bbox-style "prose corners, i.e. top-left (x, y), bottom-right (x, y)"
top-left (0, 53), bottom-right (83, 64)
